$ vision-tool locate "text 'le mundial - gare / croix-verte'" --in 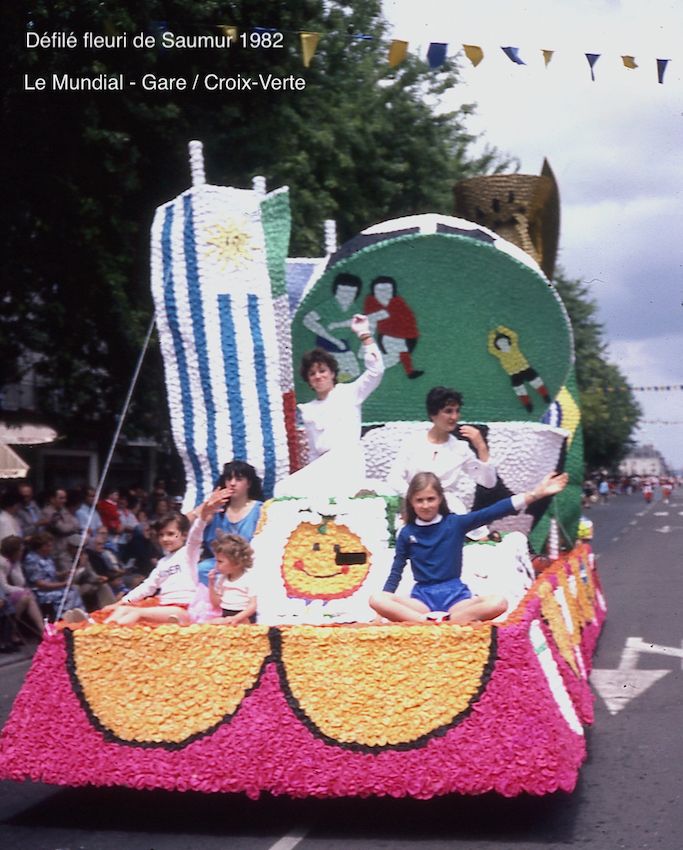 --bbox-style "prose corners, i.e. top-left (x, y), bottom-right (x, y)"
top-left (24, 73), bottom-right (307, 92)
